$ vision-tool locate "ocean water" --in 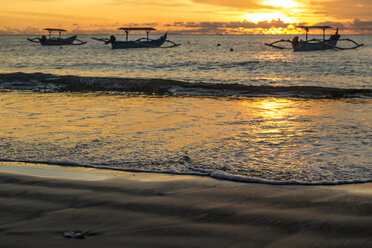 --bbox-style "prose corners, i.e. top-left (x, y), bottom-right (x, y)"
top-left (0, 34), bottom-right (371, 185)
